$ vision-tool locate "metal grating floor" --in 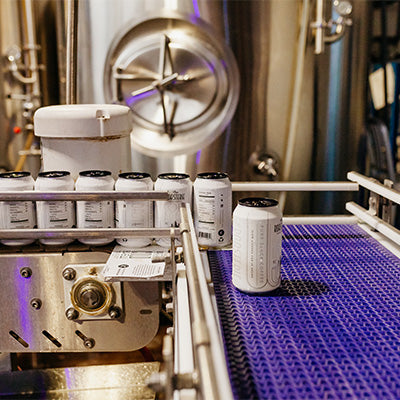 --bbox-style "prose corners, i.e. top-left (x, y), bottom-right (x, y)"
top-left (208, 224), bottom-right (400, 400)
